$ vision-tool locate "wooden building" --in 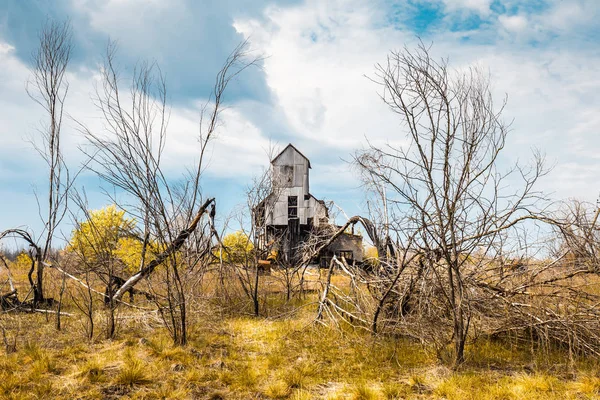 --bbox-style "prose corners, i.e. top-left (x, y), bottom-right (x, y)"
top-left (255, 144), bottom-right (363, 265)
